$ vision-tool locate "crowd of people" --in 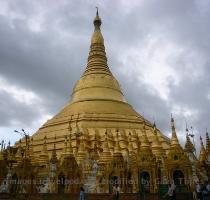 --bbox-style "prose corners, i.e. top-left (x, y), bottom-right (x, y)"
top-left (78, 181), bottom-right (210, 200)
top-left (164, 181), bottom-right (210, 200)
top-left (112, 181), bottom-right (210, 200)
top-left (79, 185), bottom-right (120, 200)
